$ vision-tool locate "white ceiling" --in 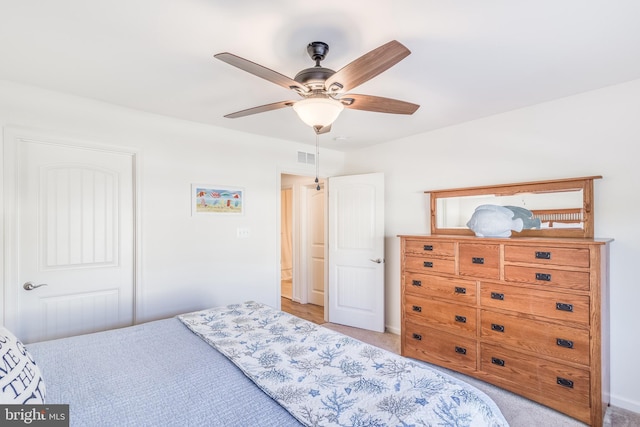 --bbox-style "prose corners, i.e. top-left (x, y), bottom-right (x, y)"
top-left (1, 1), bottom-right (640, 151)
